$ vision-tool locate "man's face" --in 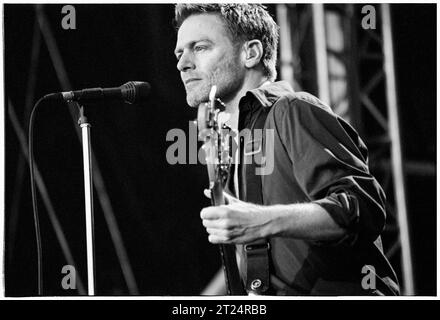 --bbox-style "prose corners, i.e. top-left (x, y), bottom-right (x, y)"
top-left (174, 13), bottom-right (245, 107)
